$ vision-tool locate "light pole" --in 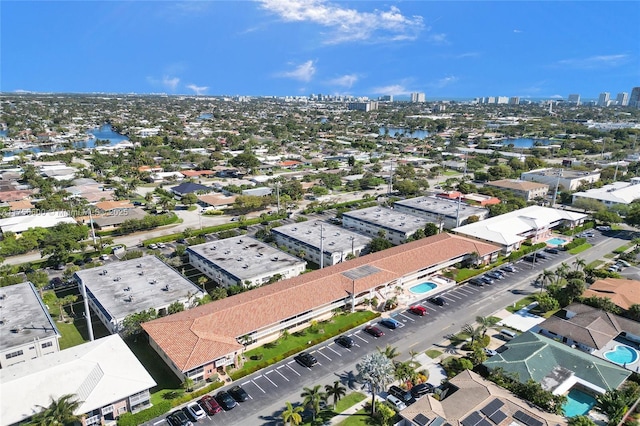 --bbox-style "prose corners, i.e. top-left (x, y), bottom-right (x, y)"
top-left (317, 222), bottom-right (325, 269)
top-left (351, 279), bottom-right (356, 313)
top-left (348, 236), bottom-right (355, 257)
